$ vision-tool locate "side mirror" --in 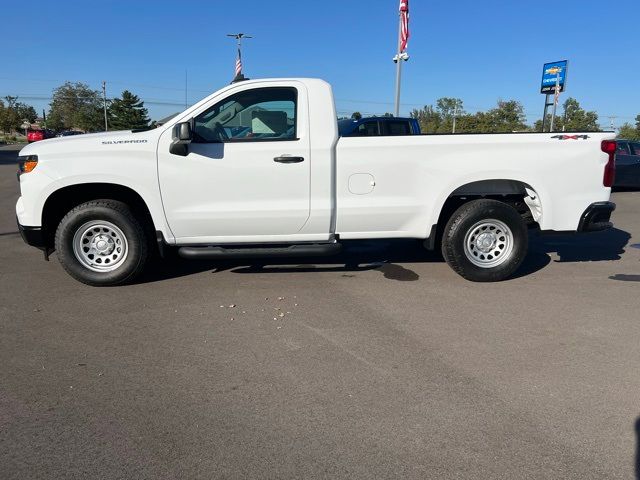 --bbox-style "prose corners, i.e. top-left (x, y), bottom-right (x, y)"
top-left (174, 121), bottom-right (192, 141)
top-left (170, 121), bottom-right (192, 156)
